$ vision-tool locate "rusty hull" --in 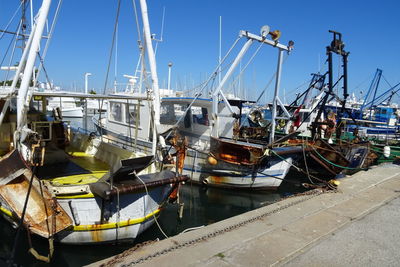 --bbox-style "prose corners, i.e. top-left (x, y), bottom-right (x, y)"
top-left (0, 149), bottom-right (73, 238)
top-left (210, 137), bottom-right (265, 166)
